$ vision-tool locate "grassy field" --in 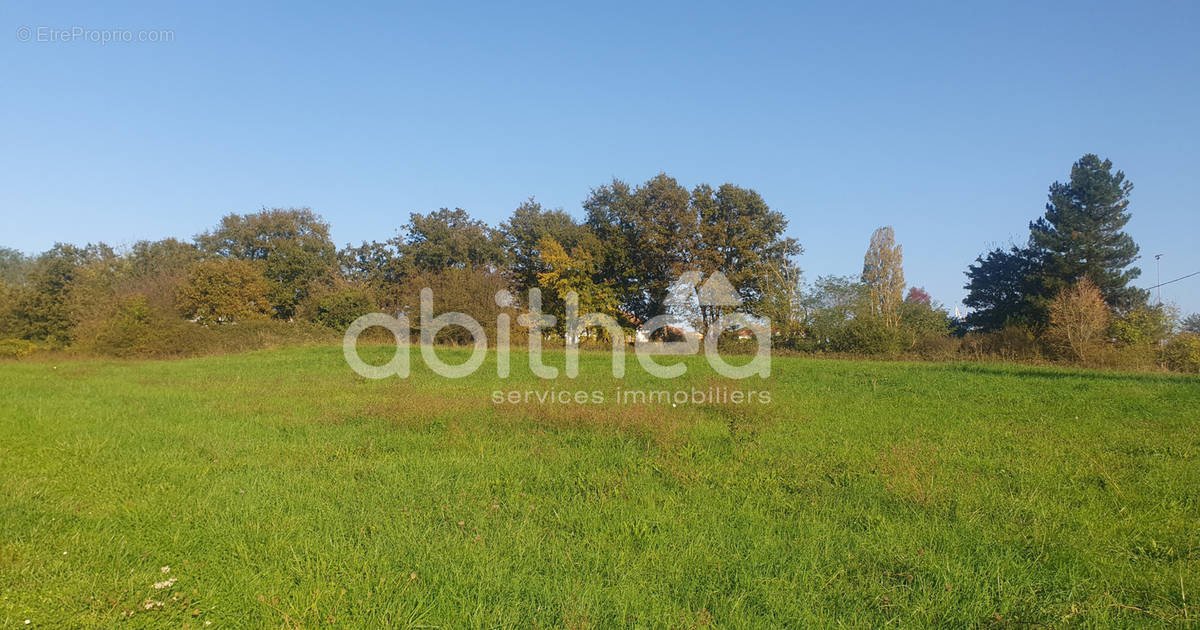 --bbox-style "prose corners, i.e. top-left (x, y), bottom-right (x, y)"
top-left (0, 346), bottom-right (1197, 628)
